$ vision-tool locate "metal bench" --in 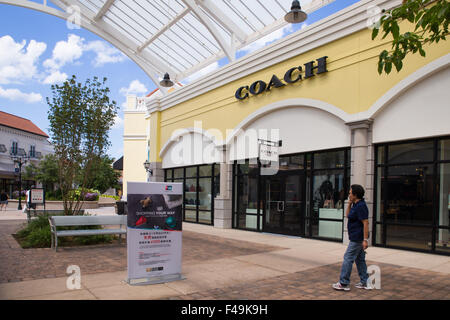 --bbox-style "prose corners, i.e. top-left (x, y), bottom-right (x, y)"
top-left (49, 215), bottom-right (127, 251)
